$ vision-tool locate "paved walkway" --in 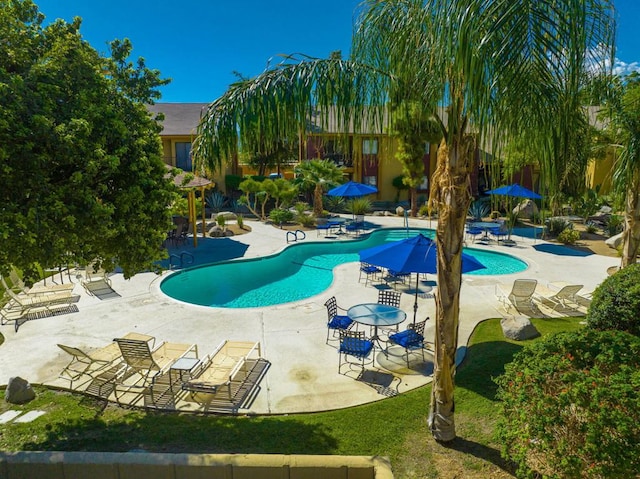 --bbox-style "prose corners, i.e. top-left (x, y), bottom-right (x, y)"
top-left (0, 215), bottom-right (618, 414)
